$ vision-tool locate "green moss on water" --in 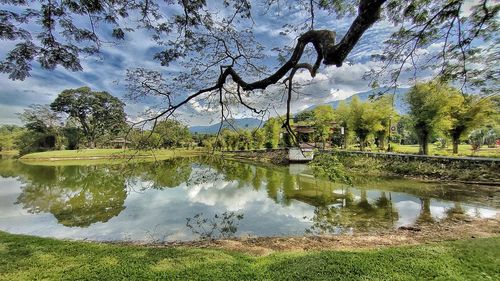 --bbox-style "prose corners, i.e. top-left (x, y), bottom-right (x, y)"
top-left (0, 231), bottom-right (498, 280)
